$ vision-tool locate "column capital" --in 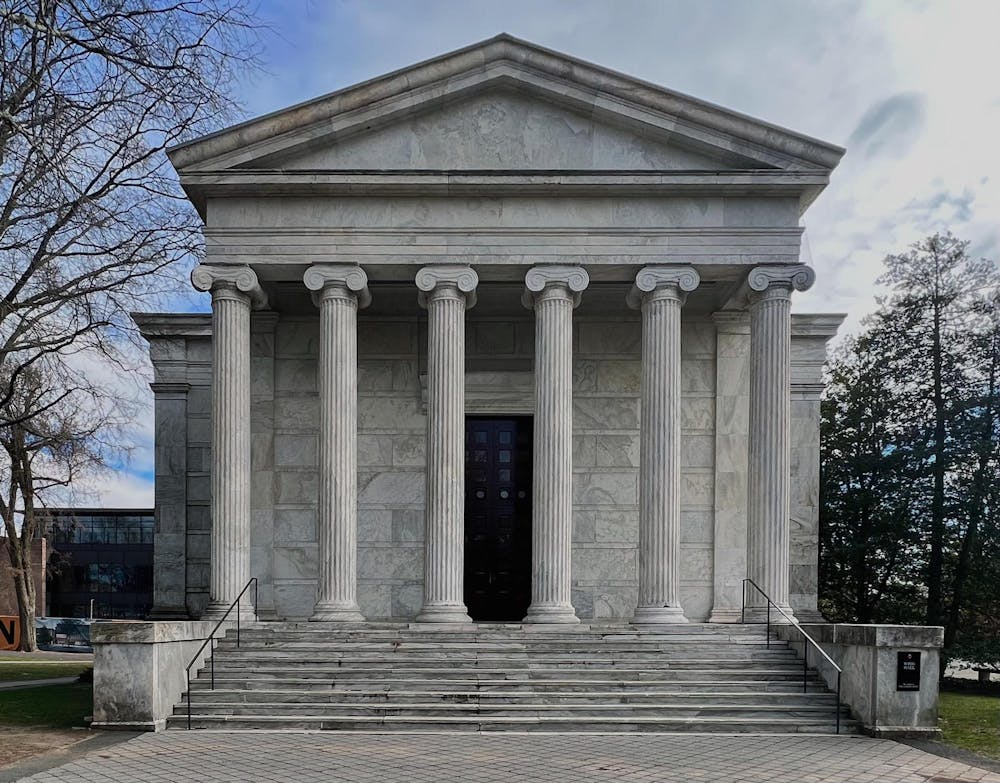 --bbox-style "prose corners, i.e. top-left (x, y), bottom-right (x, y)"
top-left (415, 265), bottom-right (479, 308)
top-left (522, 265), bottom-right (589, 309)
top-left (149, 382), bottom-right (191, 397)
top-left (191, 264), bottom-right (268, 309)
top-left (627, 266), bottom-right (700, 310)
top-left (304, 264), bottom-right (371, 308)
top-left (747, 265), bottom-right (815, 299)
